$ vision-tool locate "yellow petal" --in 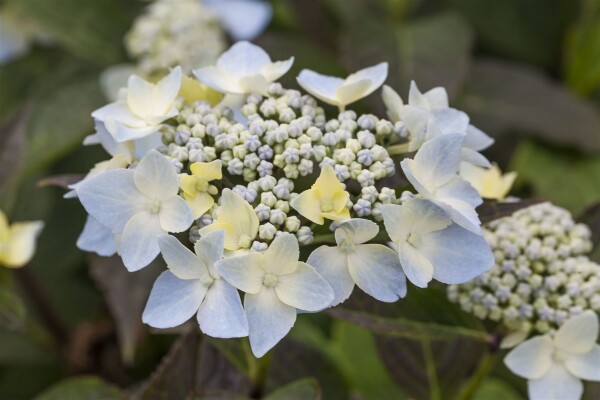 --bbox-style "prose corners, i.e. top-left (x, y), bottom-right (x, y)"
top-left (179, 75), bottom-right (222, 106)
top-left (199, 222), bottom-right (238, 250)
top-left (180, 174), bottom-right (198, 197)
top-left (290, 189), bottom-right (324, 224)
top-left (322, 206), bottom-right (350, 222)
top-left (207, 189), bottom-right (258, 250)
top-left (0, 221), bottom-right (44, 268)
top-left (313, 164), bottom-right (345, 203)
top-left (190, 160), bottom-right (223, 181)
top-left (0, 210), bottom-right (9, 242)
top-left (187, 192), bottom-right (215, 219)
